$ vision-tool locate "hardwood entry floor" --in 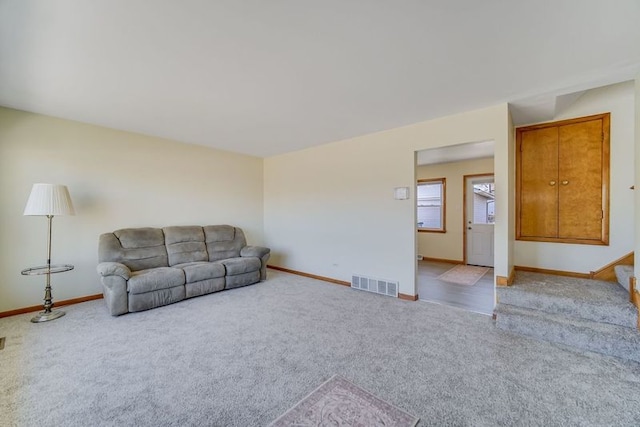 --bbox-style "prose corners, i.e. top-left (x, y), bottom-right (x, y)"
top-left (417, 260), bottom-right (495, 315)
